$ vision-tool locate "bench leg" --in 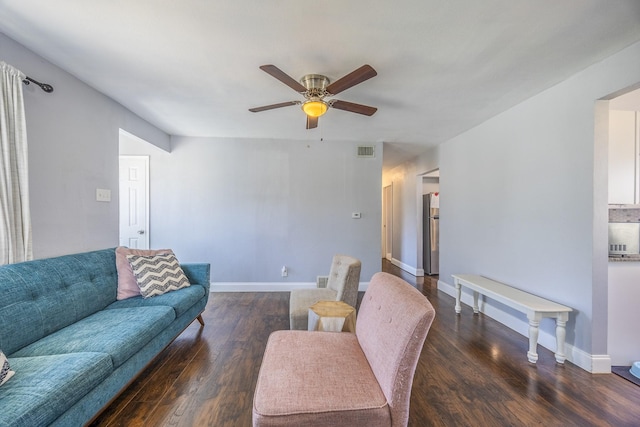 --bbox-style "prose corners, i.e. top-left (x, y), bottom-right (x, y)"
top-left (454, 282), bottom-right (462, 314)
top-left (472, 291), bottom-right (479, 314)
top-left (555, 315), bottom-right (568, 364)
top-left (527, 316), bottom-right (540, 363)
